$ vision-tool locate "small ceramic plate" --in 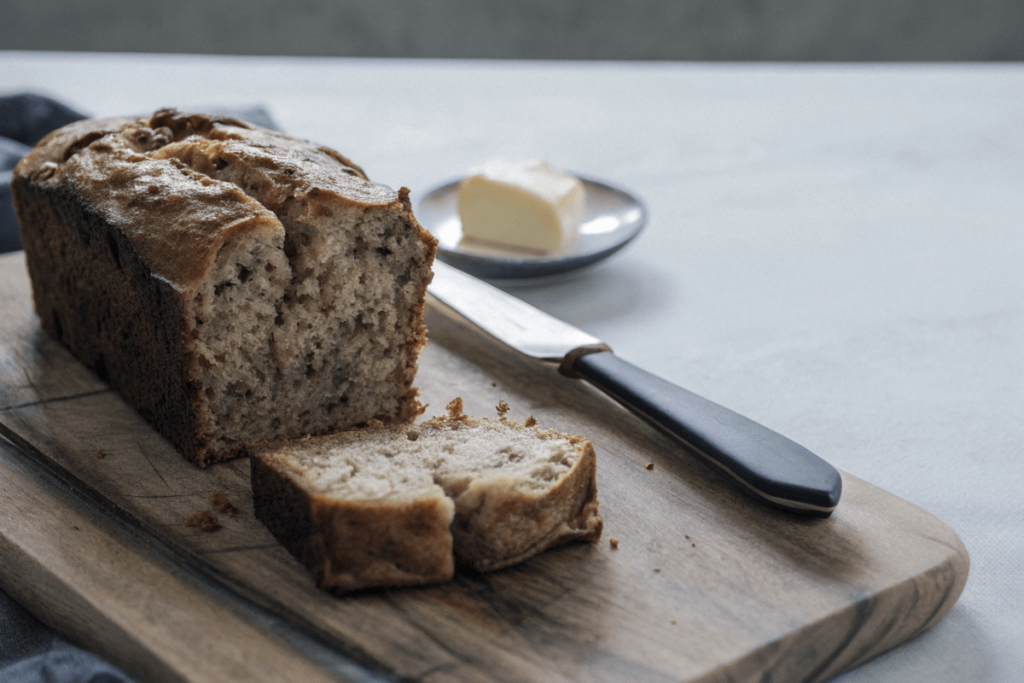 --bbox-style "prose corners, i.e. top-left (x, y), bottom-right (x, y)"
top-left (415, 176), bottom-right (646, 281)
